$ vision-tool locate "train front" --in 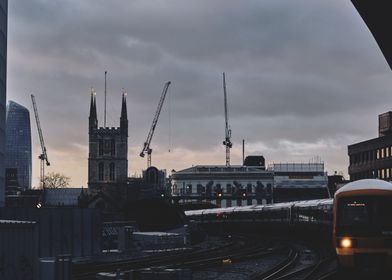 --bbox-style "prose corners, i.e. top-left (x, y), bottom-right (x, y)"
top-left (333, 179), bottom-right (392, 270)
